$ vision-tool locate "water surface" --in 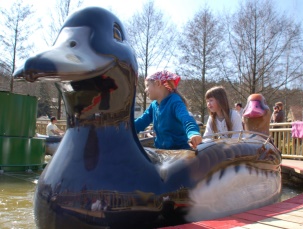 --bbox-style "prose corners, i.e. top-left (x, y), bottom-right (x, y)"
top-left (0, 172), bottom-right (40, 229)
top-left (0, 171), bottom-right (302, 229)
